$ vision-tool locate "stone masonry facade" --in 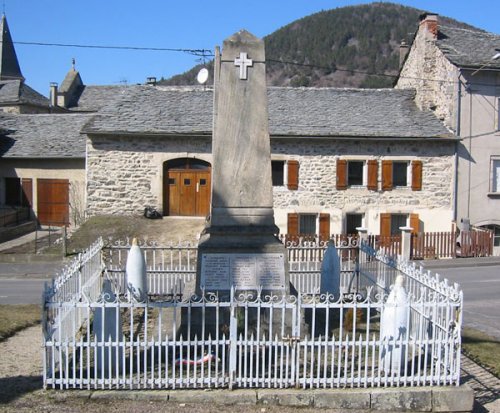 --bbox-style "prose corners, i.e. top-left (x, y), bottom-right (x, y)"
top-left (86, 135), bottom-right (211, 216)
top-left (86, 135), bottom-right (454, 233)
top-left (396, 19), bottom-right (459, 131)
